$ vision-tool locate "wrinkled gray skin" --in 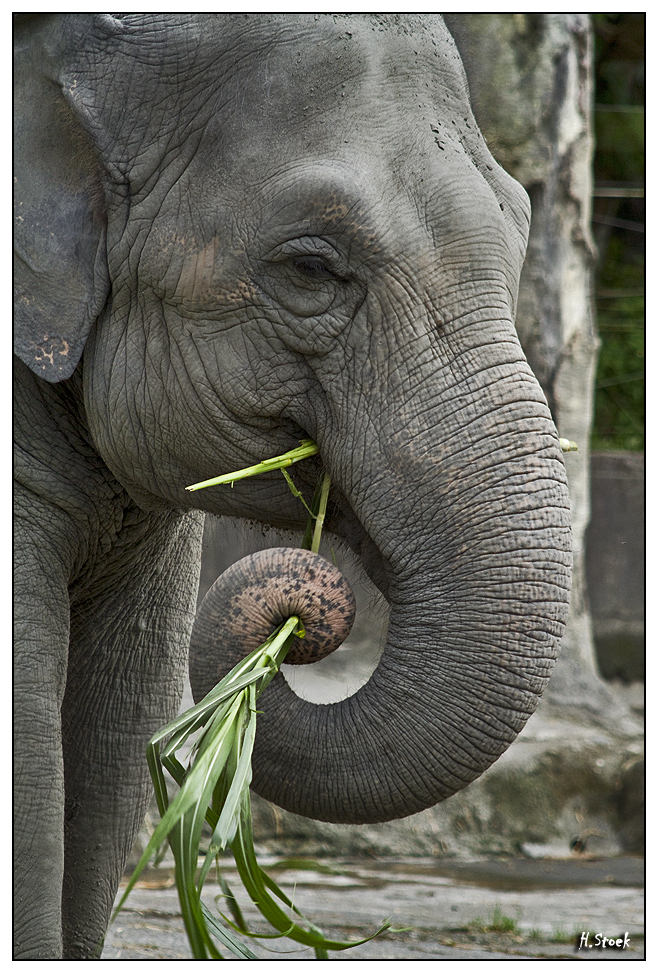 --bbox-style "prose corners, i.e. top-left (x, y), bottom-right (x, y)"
top-left (13, 13), bottom-right (571, 959)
